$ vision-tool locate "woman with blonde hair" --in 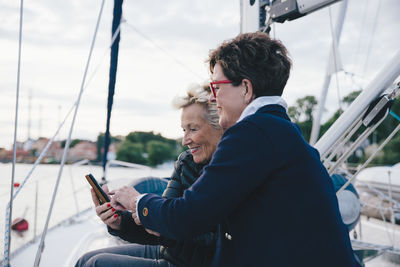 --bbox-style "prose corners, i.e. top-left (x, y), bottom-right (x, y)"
top-left (76, 83), bottom-right (223, 267)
